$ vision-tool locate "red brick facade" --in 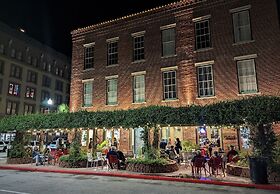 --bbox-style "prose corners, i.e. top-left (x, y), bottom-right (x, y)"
top-left (71, 0), bottom-right (280, 152)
